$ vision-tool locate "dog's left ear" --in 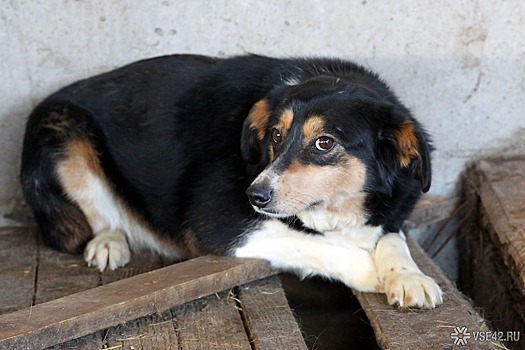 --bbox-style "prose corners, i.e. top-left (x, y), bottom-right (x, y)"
top-left (241, 99), bottom-right (271, 164)
top-left (379, 119), bottom-right (432, 192)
